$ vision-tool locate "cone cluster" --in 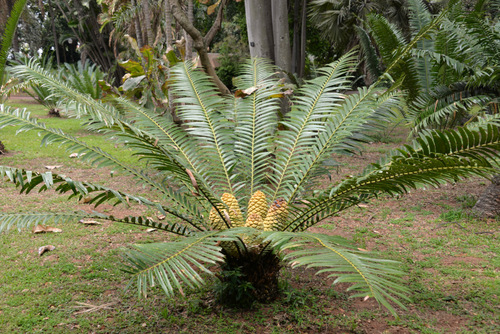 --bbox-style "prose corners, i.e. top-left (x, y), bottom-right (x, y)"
top-left (208, 191), bottom-right (288, 231)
